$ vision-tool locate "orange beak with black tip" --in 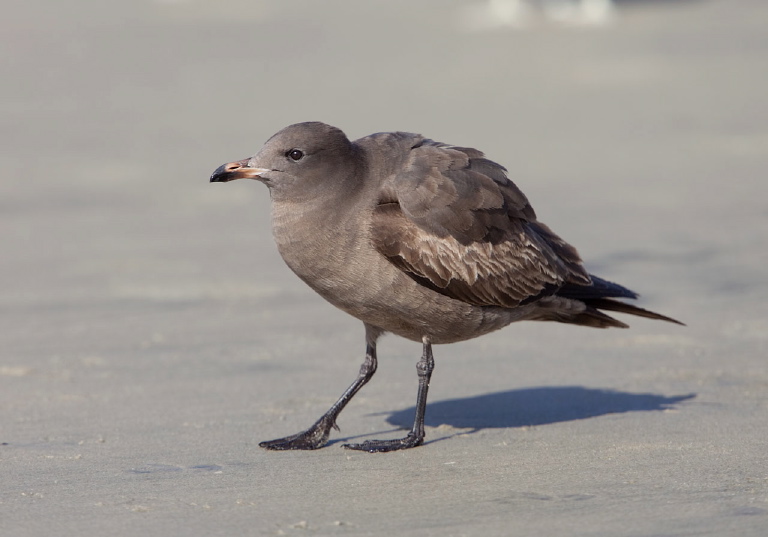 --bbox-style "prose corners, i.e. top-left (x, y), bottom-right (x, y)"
top-left (210, 158), bottom-right (270, 182)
